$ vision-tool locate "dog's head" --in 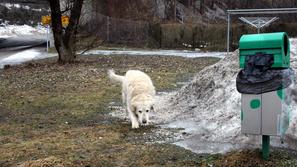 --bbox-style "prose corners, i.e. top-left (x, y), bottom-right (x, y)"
top-left (133, 101), bottom-right (154, 125)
